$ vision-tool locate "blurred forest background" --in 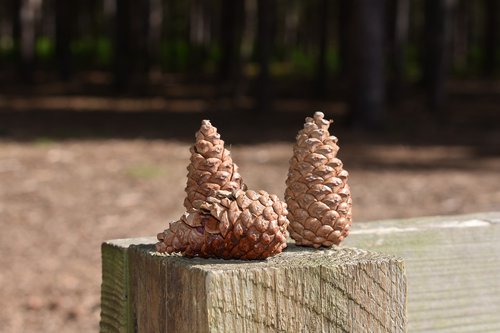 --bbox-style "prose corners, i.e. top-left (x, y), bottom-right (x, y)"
top-left (1, 0), bottom-right (500, 332)
top-left (0, 0), bottom-right (499, 134)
